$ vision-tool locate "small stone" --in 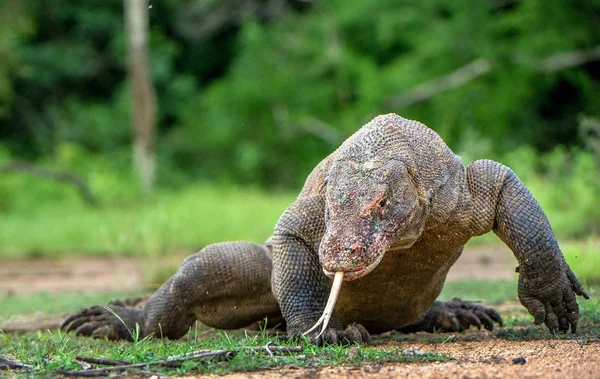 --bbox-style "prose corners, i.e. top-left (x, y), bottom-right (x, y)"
top-left (363, 363), bottom-right (381, 373)
top-left (512, 357), bottom-right (526, 365)
top-left (402, 347), bottom-right (426, 356)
